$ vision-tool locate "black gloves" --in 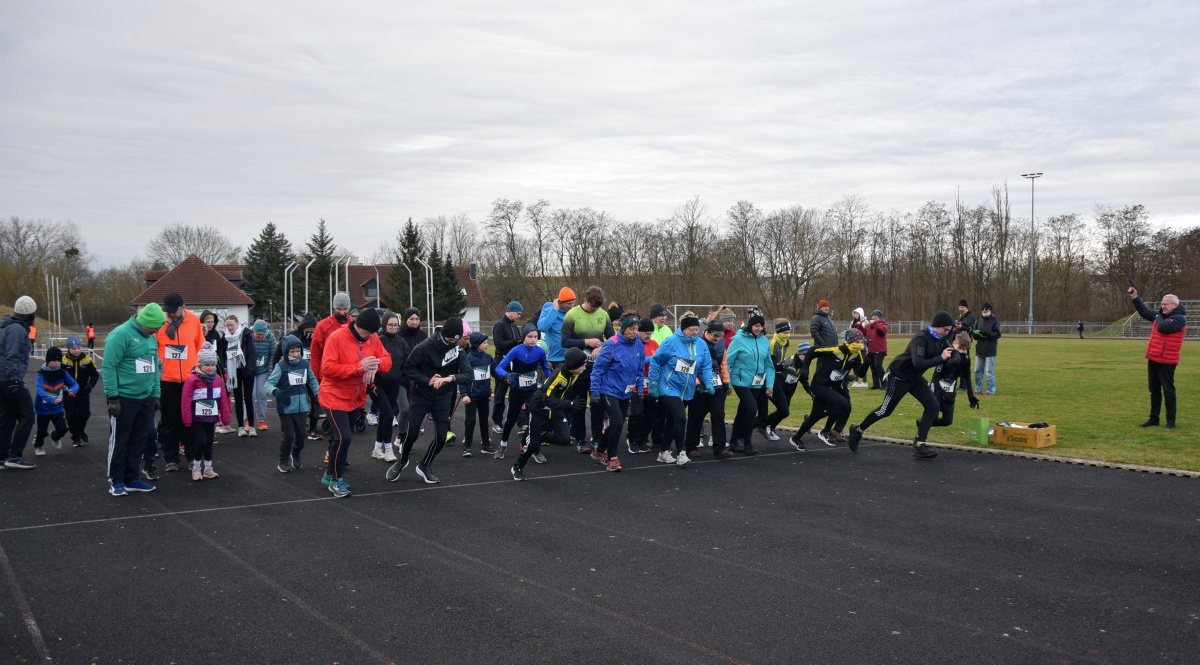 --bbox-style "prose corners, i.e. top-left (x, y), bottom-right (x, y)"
top-left (151, 397), bottom-right (161, 412)
top-left (4, 382), bottom-right (22, 399)
top-left (107, 398), bottom-right (121, 419)
top-left (969, 396), bottom-right (980, 409)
